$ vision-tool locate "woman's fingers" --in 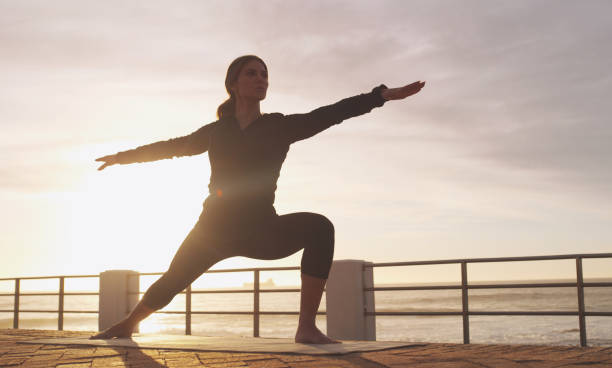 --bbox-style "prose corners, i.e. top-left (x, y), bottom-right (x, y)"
top-left (95, 154), bottom-right (114, 162)
top-left (95, 154), bottom-right (117, 170)
top-left (406, 80), bottom-right (425, 92)
top-left (400, 81), bottom-right (425, 98)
